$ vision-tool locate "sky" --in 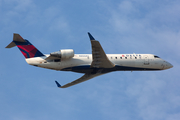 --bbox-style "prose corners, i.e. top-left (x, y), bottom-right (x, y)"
top-left (0, 0), bottom-right (180, 120)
